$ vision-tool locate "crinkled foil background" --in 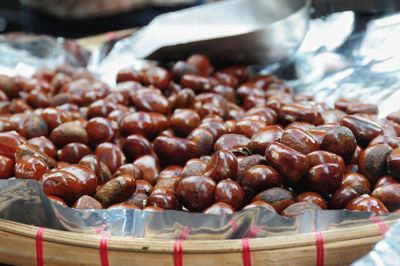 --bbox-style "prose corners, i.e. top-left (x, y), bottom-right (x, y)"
top-left (0, 12), bottom-right (400, 240)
